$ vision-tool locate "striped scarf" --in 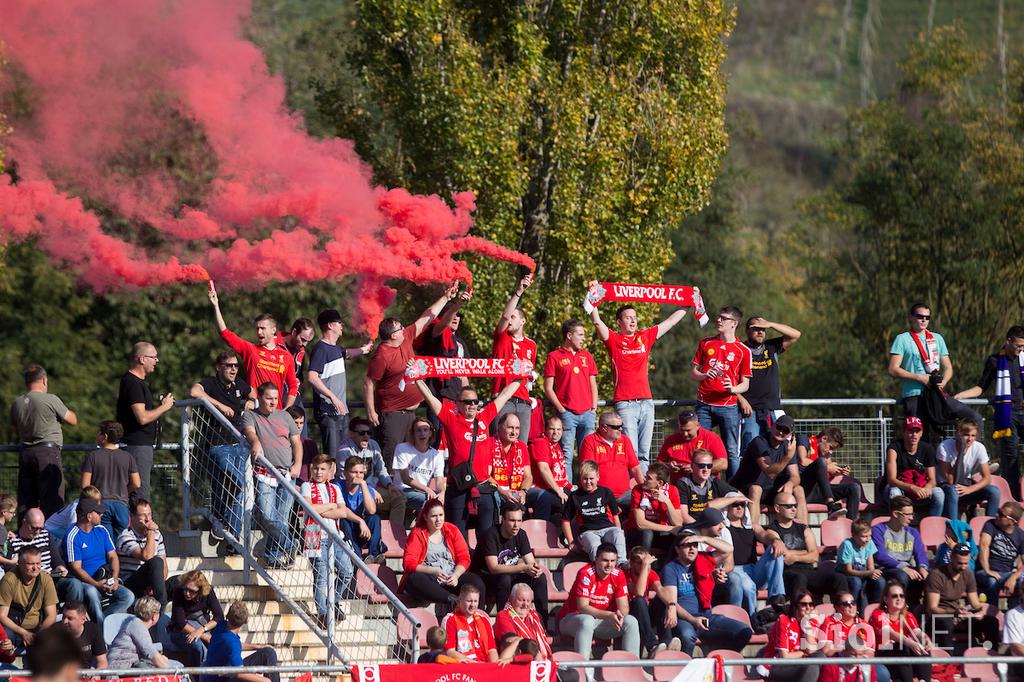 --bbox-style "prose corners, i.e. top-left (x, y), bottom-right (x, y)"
top-left (993, 351), bottom-right (1023, 439)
